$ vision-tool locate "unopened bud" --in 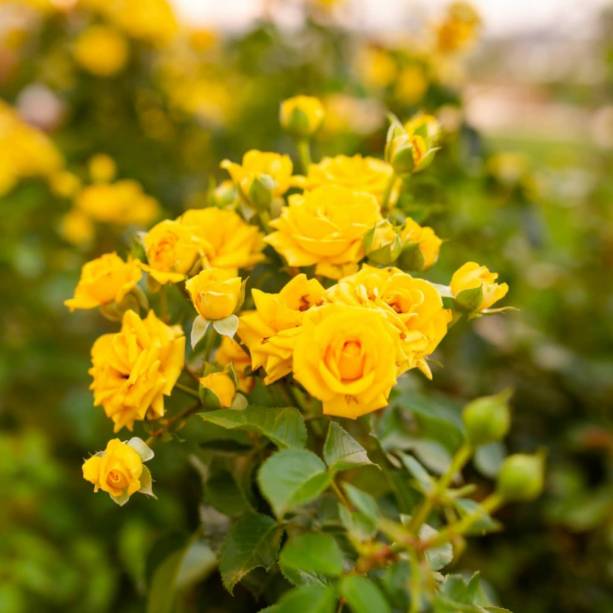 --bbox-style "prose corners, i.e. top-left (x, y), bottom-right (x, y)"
top-left (463, 389), bottom-right (512, 446)
top-left (496, 453), bottom-right (544, 502)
